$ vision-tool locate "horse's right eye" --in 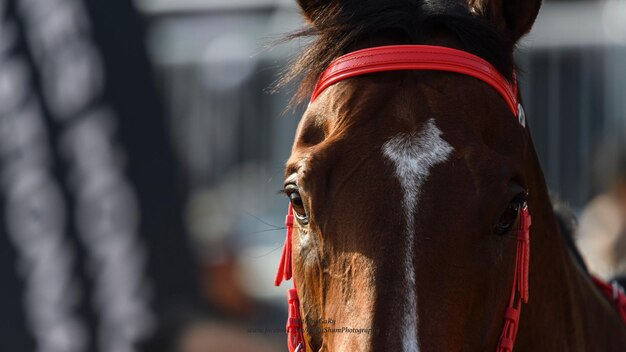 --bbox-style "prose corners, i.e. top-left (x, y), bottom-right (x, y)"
top-left (290, 192), bottom-right (304, 210)
top-left (285, 187), bottom-right (308, 224)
